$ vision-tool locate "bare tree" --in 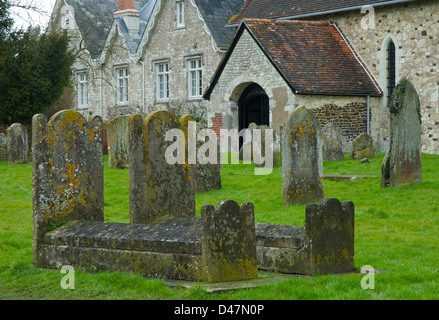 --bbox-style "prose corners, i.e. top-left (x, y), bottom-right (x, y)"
top-left (9, 0), bottom-right (51, 30)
